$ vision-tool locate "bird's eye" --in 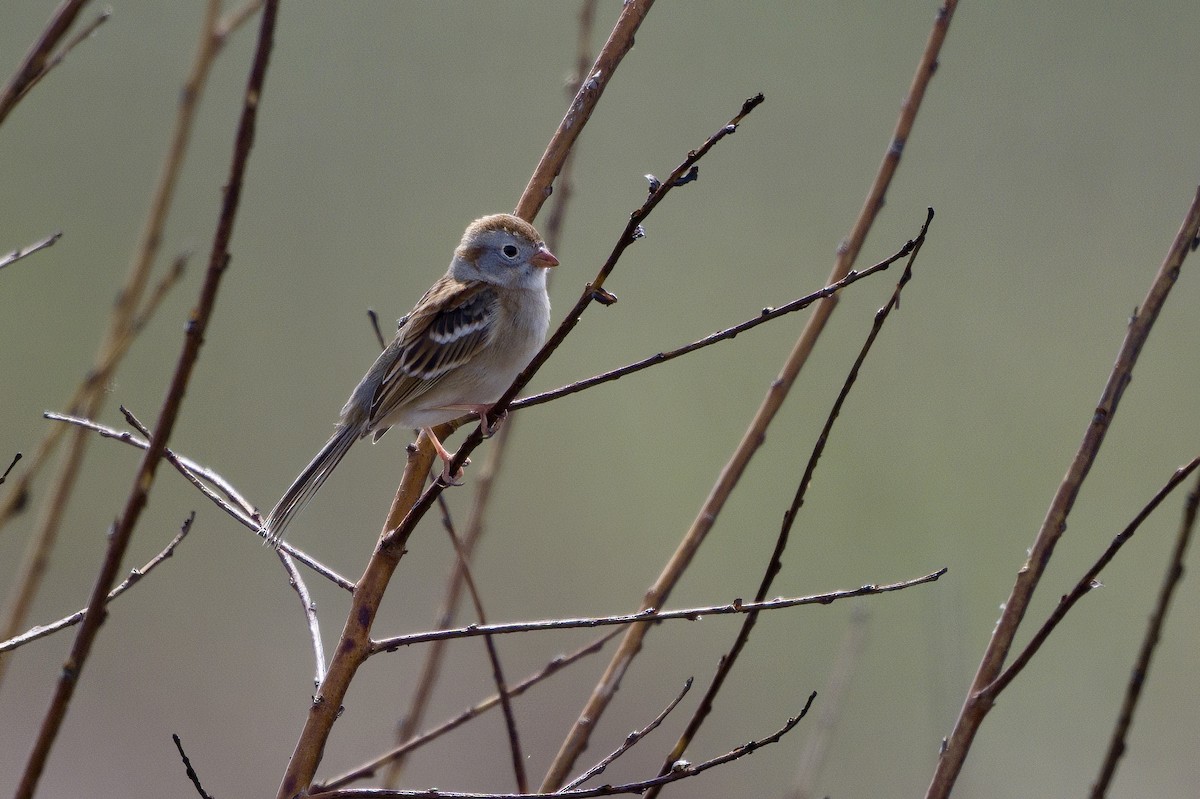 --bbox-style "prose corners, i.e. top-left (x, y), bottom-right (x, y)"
top-left (501, 244), bottom-right (519, 259)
